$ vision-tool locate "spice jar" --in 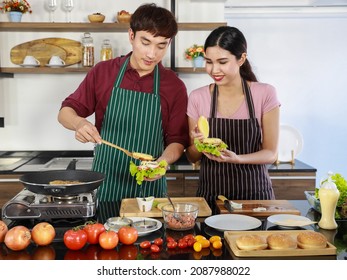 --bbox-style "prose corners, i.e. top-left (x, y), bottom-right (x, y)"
top-left (100, 39), bottom-right (113, 61)
top-left (82, 32), bottom-right (94, 67)
top-left (318, 172), bottom-right (340, 230)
